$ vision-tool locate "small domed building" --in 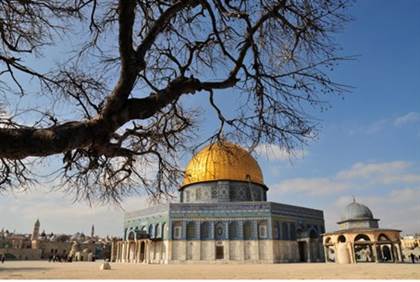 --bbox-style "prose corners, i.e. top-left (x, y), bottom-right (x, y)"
top-left (323, 199), bottom-right (403, 264)
top-left (111, 141), bottom-right (325, 264)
